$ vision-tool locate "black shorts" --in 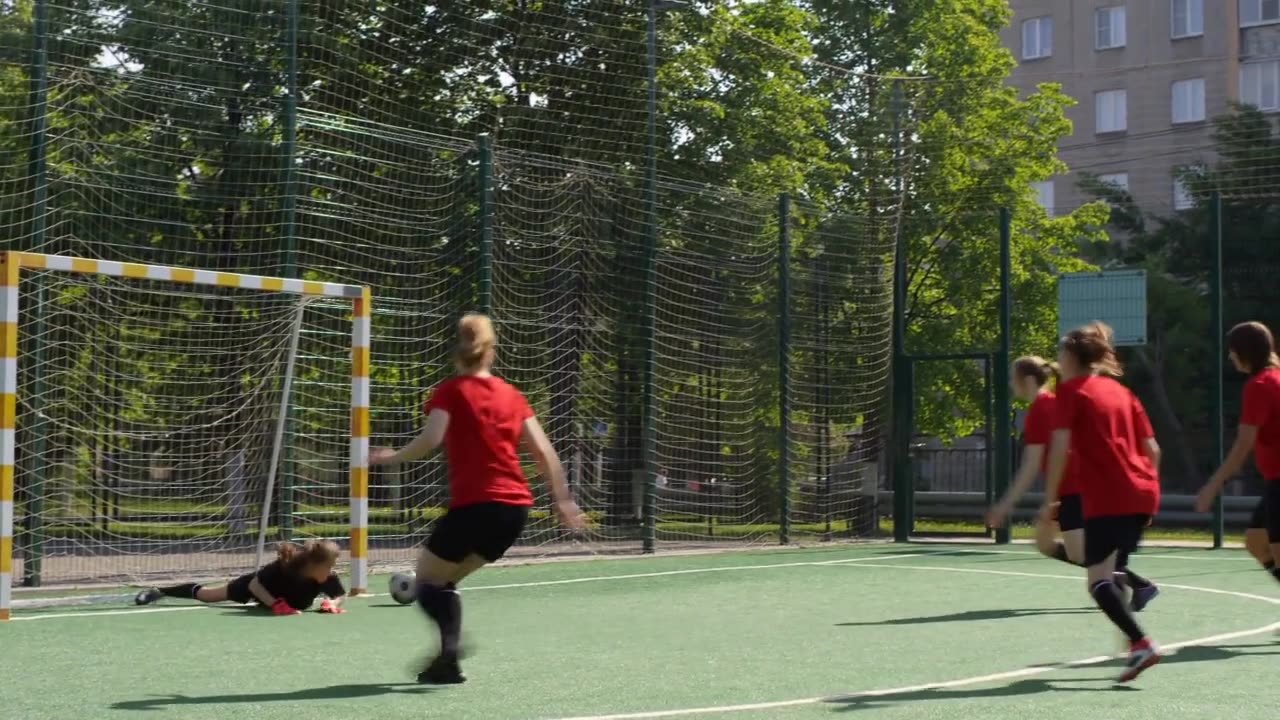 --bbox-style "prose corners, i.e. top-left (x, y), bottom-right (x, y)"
top-left (426, 502), bottom-right (530, 563)
top-left (1057, 493), bottom-right (1085, 532)
top-left (225, 572), bottom-right (256, 604)
top-left (1247, 481), bottom-right (1280, 544)
top-left (1084, 514), bottom-right (1149, 568)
